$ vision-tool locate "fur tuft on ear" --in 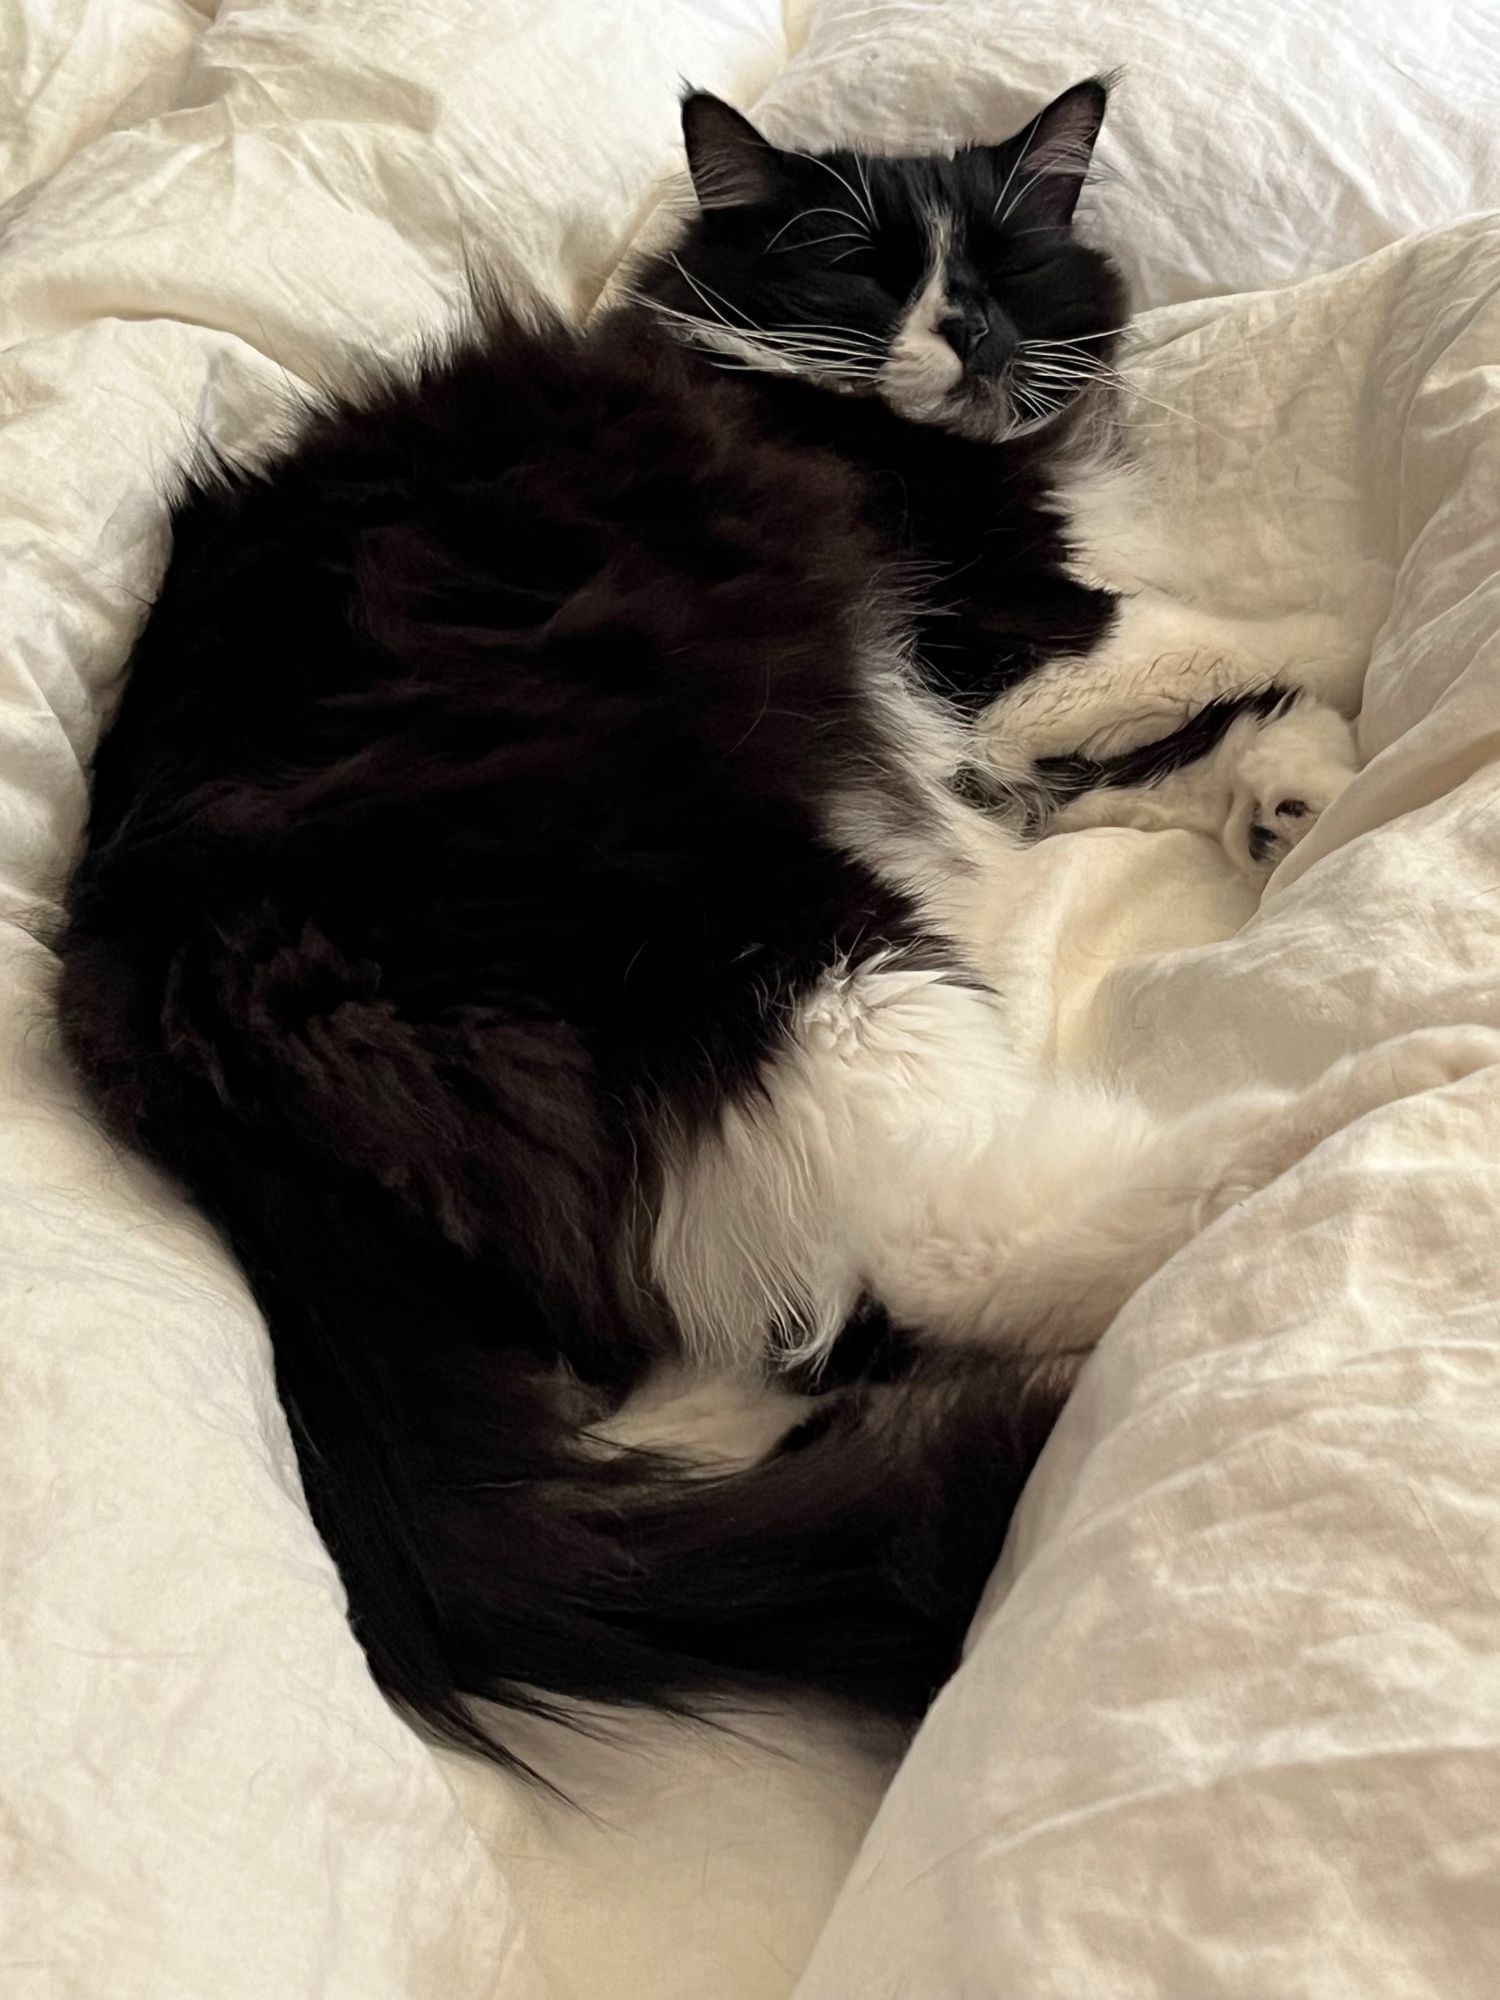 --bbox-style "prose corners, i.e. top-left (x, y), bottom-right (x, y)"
top-left (1006, 77), bottom-right (1110, 227)
top-left (681, 92), bottom-right (780, 212)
